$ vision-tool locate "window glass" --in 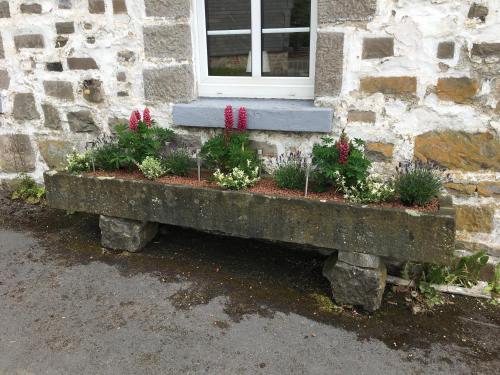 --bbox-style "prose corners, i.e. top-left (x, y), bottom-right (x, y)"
top-left (205, 0), bottom-right (251, 31)
top-left (262, 32), bottom-right (309, 77)
top-left (262, 0), bottom-right (311, 29)
top-left (207, 35), bottom-right (252, 76)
